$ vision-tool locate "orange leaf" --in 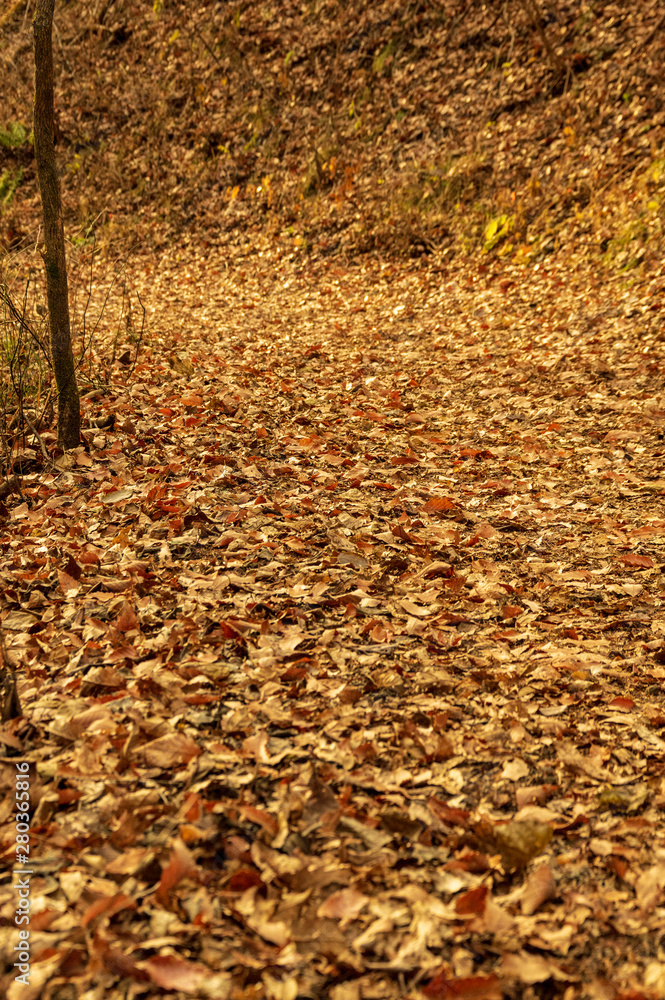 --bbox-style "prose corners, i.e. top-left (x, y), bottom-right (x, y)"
top-left (158, 839), bottom-right (198, 904)
top-left (228, 868), bottom-right (263, 892)
top-left (428, 797), bottom-right (470, 827)
top-left (424, 972), bottom-right (501, 999)
top-left (422, 497), bottom-right (458, 513)
top-left (455, 885), bottom-right (488, 915)
top-left (238, 805), bottom-right (279, 837)
top-left (317, 887), bottom-right (369, 921)
top-left (58, 570), bottom-right (80, 596)
top-left (521, 864), bottom-right (556, 915)
top-left (609, 696), bottom-right (634, 711)
top-left (141, 955), bottom-right (209, 993)
top-left (618, 553), bottom-right (654, 568)
top-left (79, 547), bottom-right (100, 565)
top-left (476, 522), bottom-right (498, 539)
top-left (115, 601), bottom-right (140, 632)
top-left (141, 733), bottom-right (201, 768)
top-left (81, 893), bottom-right (136, 928)
top-left (444, 850), bottom-right (491, 874)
